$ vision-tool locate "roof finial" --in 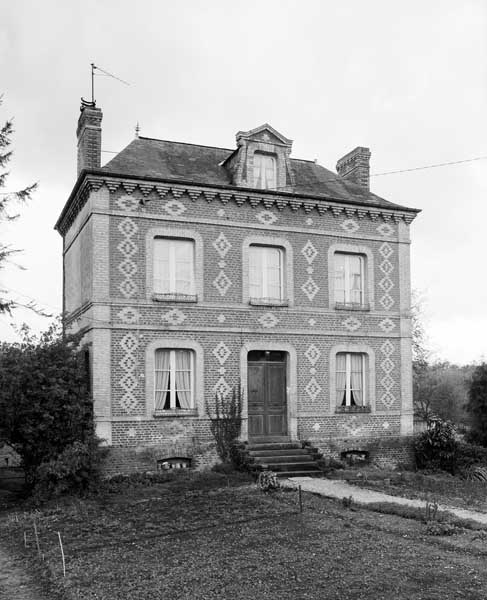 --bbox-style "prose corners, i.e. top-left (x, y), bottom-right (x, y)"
top-left (135, 122), bottom-right (140, 138)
